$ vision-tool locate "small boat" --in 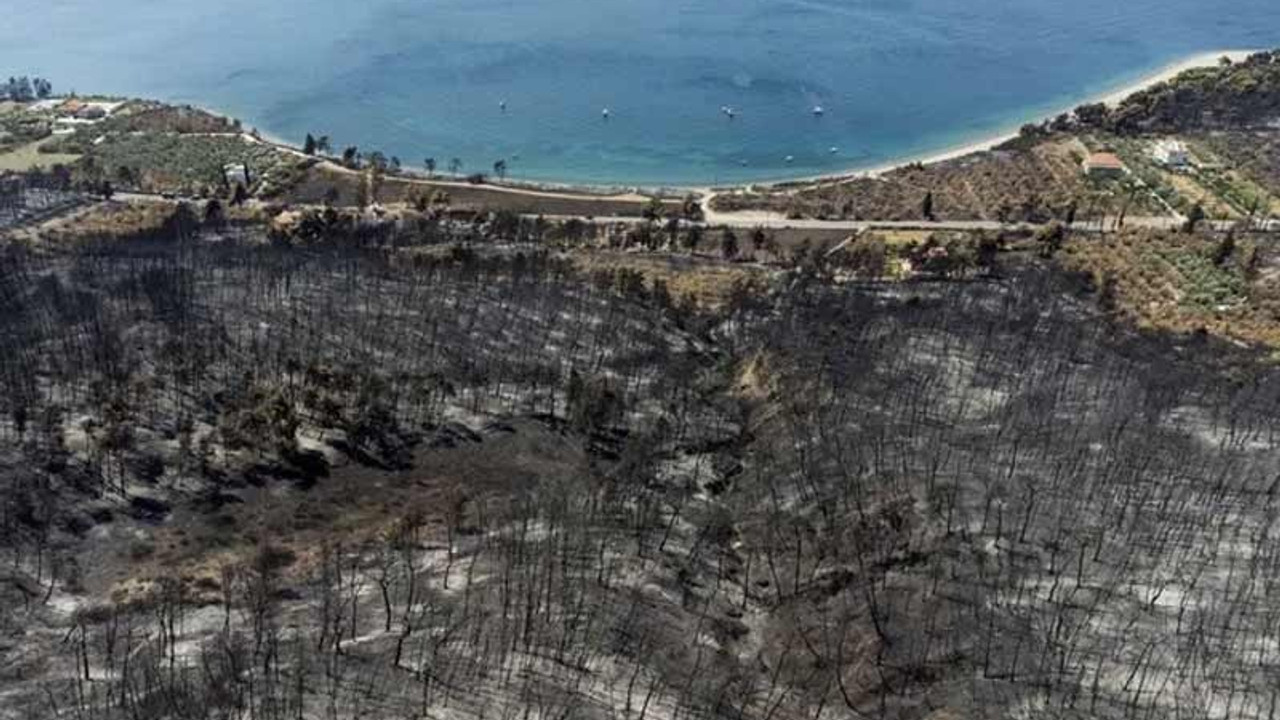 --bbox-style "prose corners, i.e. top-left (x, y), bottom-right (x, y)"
top-left (602, 108), bottom-right (611, 120)
top-left (499, 100), bottom-right (507, 112)
top-left (812, 105), bottom-right (824, 117)
top-left (785, 155), bottom-right (795, 163)
top-left (829, 146), bottom-right (839, 154)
